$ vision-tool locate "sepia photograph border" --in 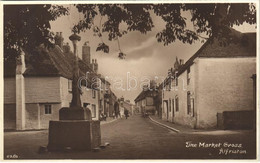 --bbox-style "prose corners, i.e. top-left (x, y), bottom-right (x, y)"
top-left (0, 0), bottom-right (259, 162)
